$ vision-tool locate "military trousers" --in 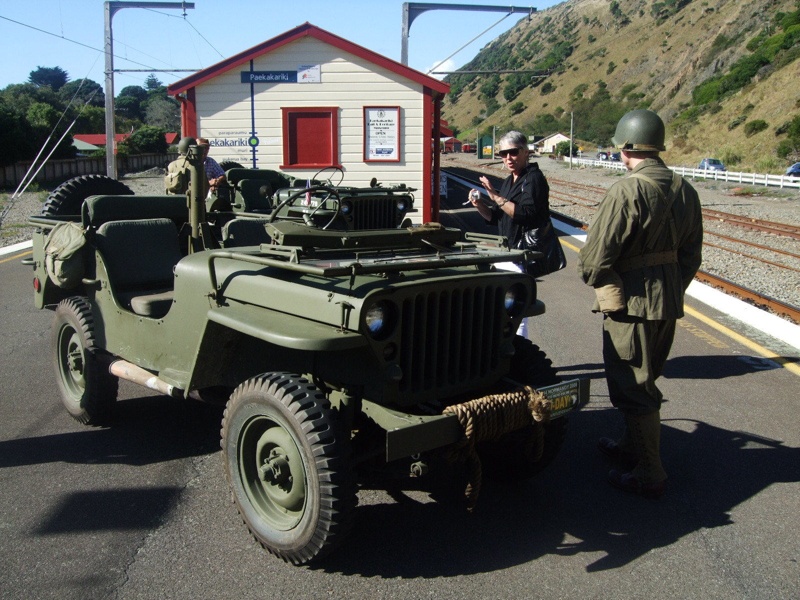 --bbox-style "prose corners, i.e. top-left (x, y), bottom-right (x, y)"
top-left (602, 313), bottom-right (676, 415)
